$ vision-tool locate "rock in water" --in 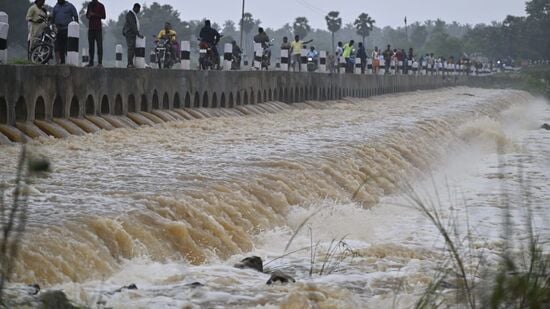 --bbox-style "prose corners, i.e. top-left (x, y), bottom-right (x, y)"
top-left (234, 256), bottom-right (263, 272)
top-left (111, 283), bottom-right (138, 294)
top-left (38, 290), bottom-right (78, 309)
top-left (185, 282), bottom-right (204, 288)
top-left (266, 271), bottom-right (296, 285)
top-left (541, 123), bottom-right (550, 130)
top-left (28, 284), bottom-right (41, 295)
top-left (126, 283), bottom-right (138, 290)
